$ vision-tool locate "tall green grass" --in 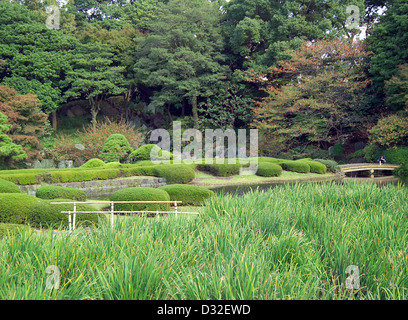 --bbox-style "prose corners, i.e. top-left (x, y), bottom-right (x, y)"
top-left (0, 181), bottom-right (407, 299)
